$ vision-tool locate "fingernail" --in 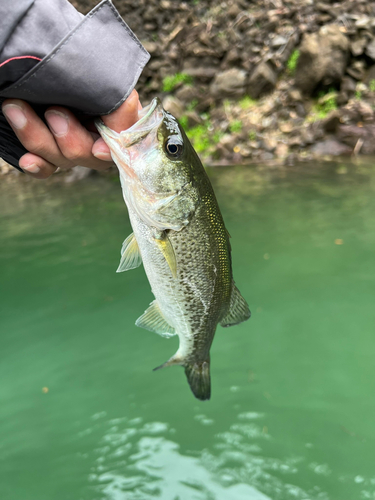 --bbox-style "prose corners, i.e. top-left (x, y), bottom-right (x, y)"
top-left (3, 104), bottom-right (27, 129)
top-left (45, 110), bottom-right (69, 137)
top-left (93, 151), bottom-right (112, 161)
top-left (23, 164), bottom-right (40, 174)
